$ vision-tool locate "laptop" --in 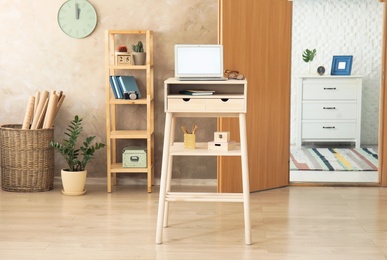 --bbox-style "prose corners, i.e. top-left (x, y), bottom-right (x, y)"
top-left (174, 44), bottom-right (227, 81)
